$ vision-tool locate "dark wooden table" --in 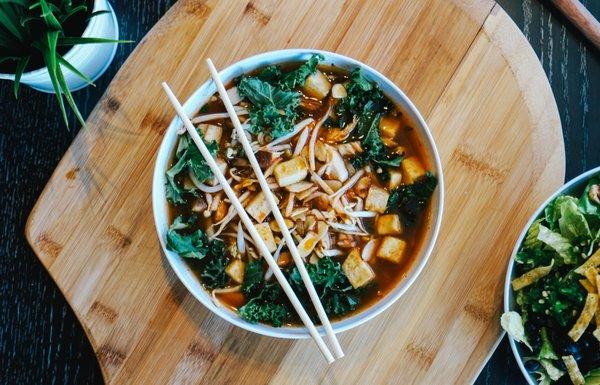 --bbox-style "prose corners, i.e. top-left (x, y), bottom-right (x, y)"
top-left (0, 1), bottom-right (598, 384)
